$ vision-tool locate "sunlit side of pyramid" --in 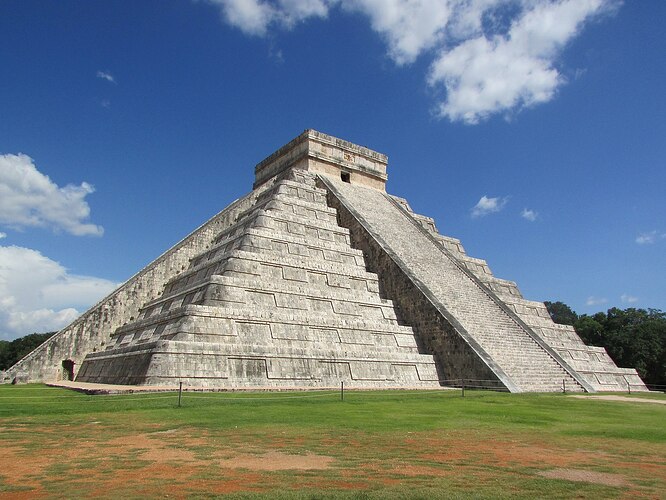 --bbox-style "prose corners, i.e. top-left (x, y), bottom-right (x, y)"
top-left (75, 166), bottom-right (440, 388)
top-left (5, 130), bottom-right (647, 392)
